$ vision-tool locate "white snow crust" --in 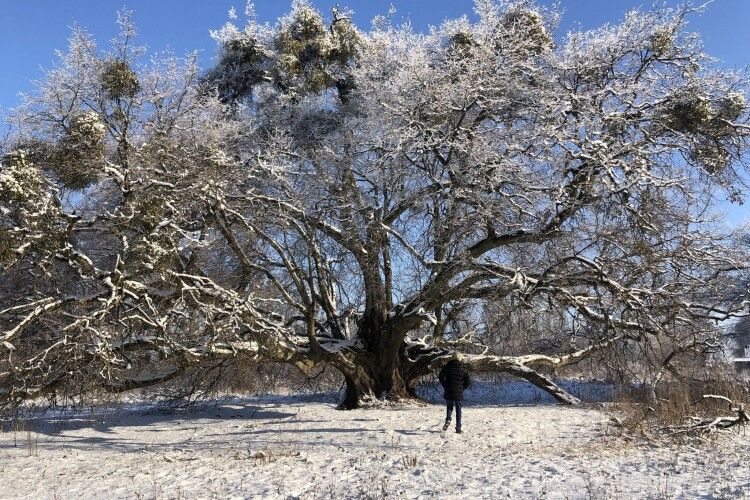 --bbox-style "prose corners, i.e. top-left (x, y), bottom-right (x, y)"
top-left (1, 388), bottom-right (748, 499)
